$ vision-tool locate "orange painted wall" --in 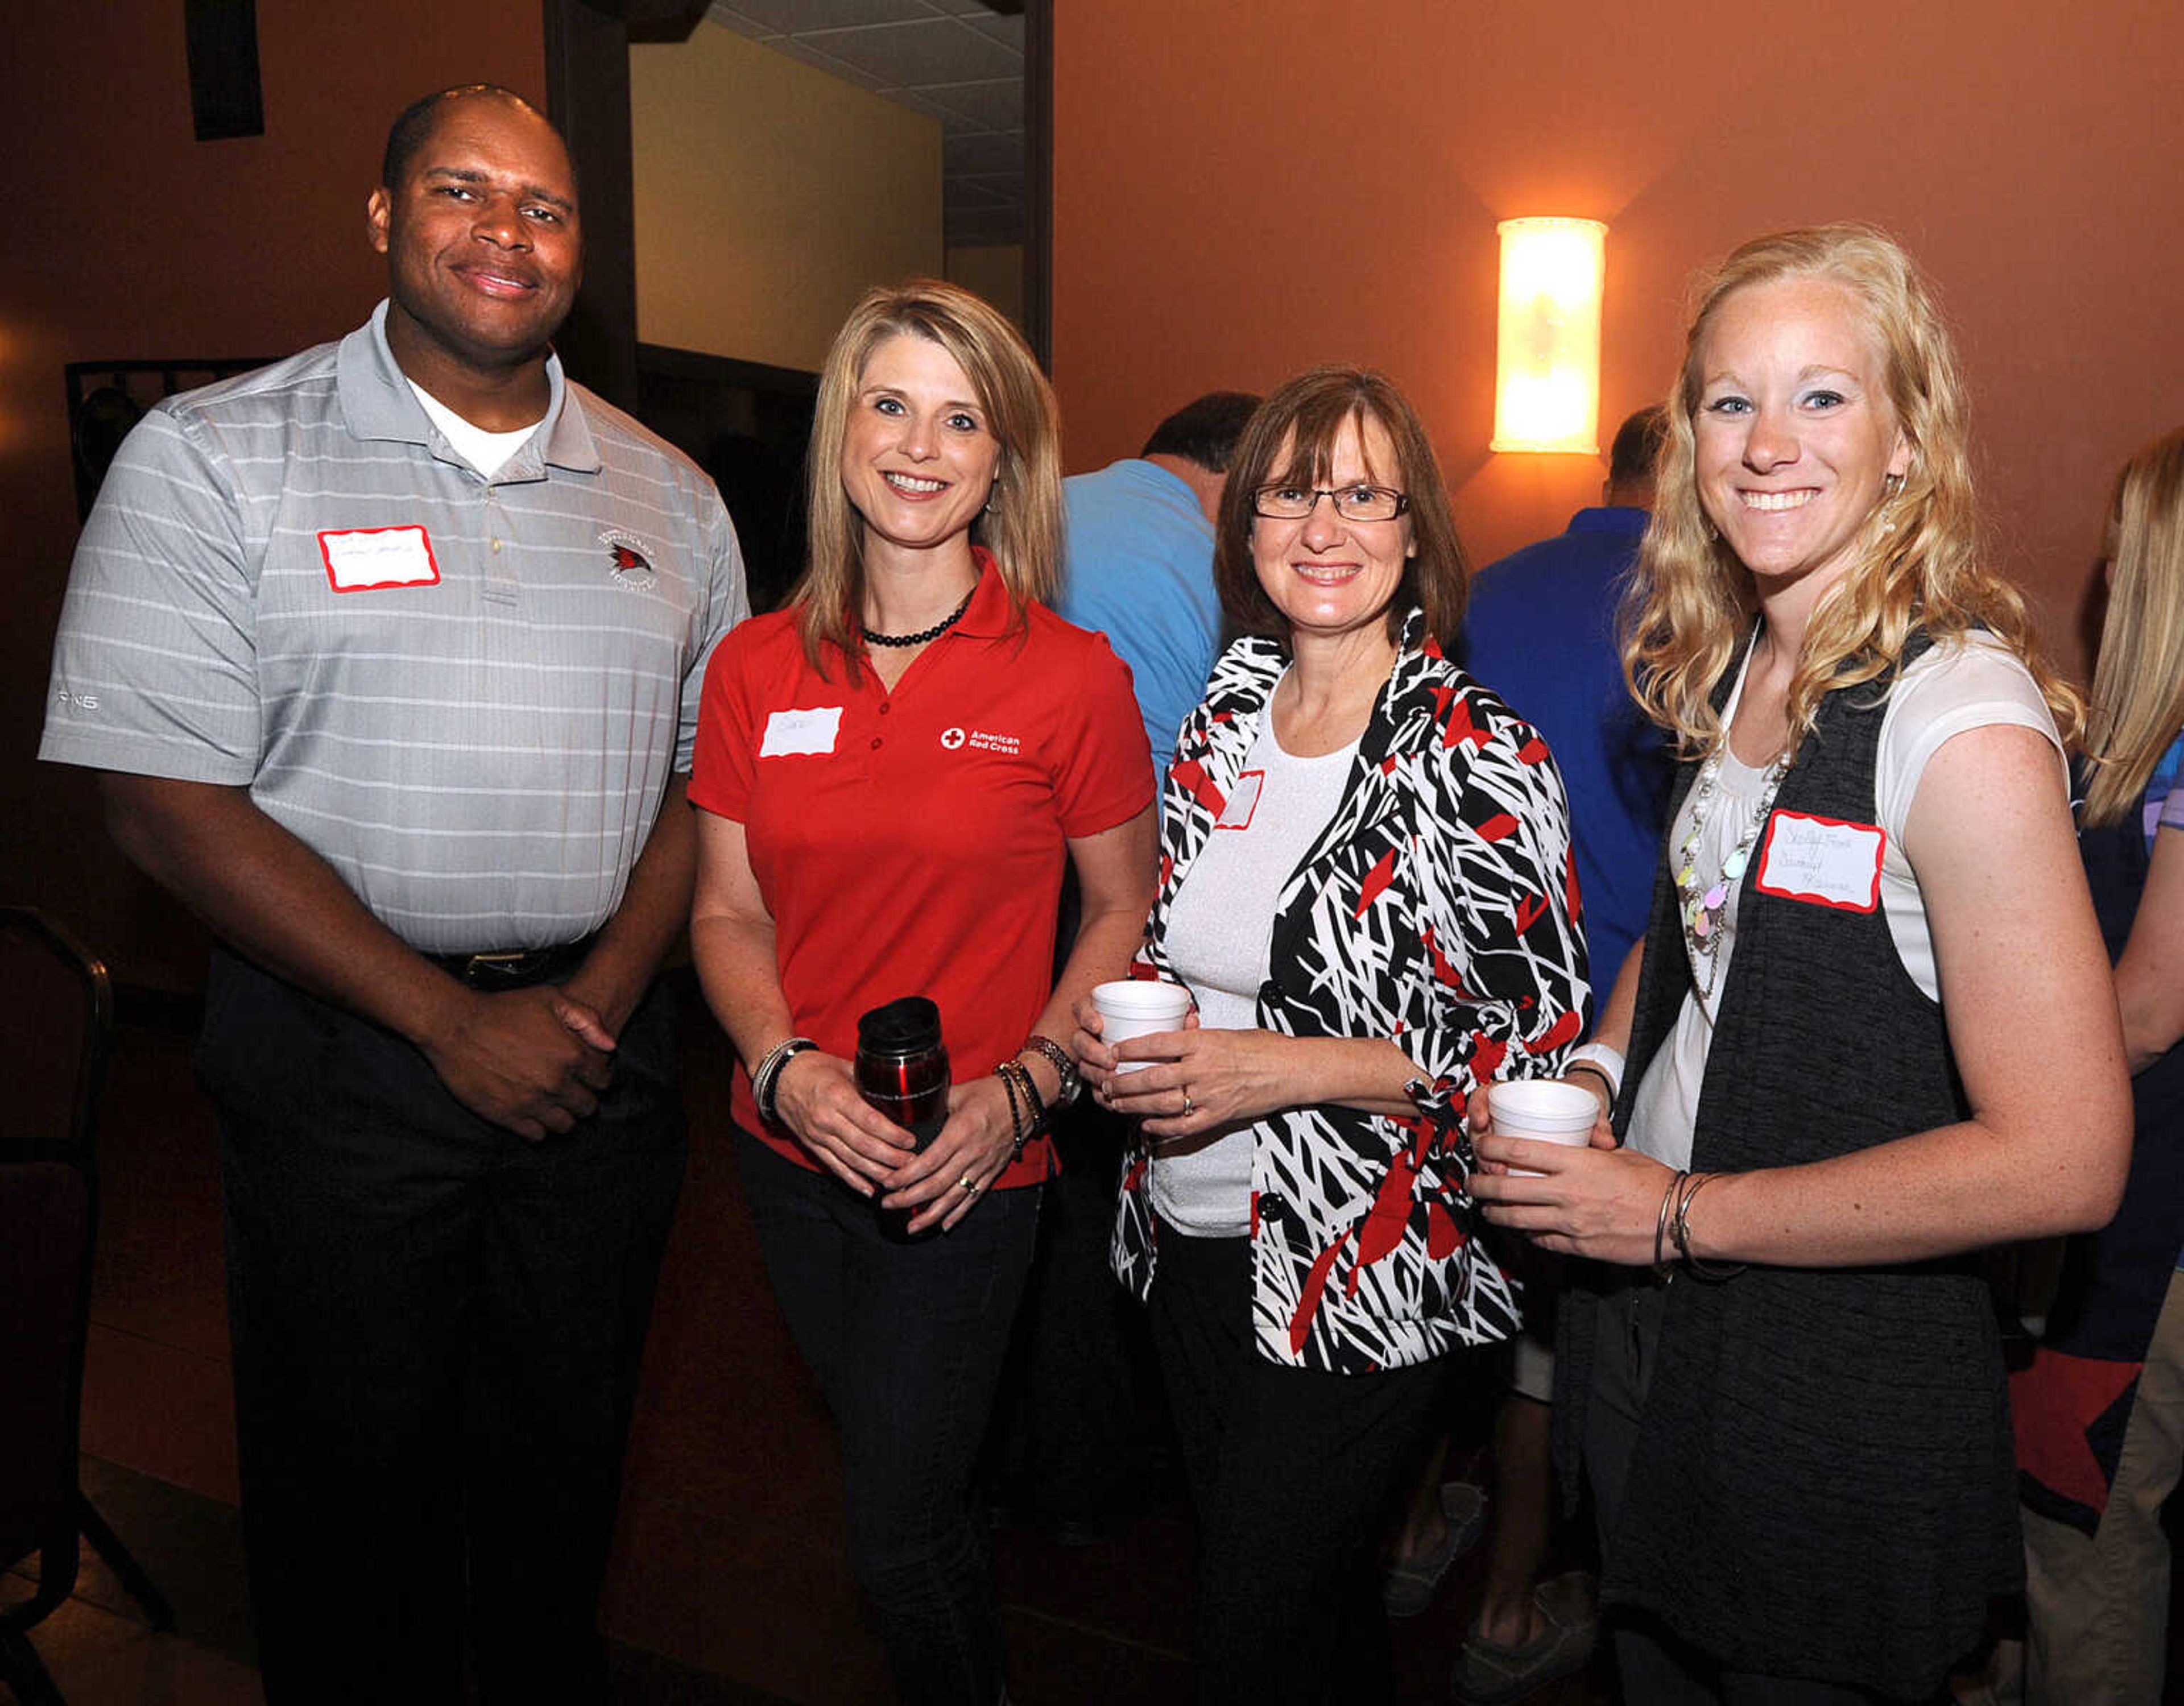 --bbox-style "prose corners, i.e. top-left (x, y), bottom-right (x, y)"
top-left (1052, 0), bottom-right (2184, 676)
top-left (1, 3), bottom-right (545, 982)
